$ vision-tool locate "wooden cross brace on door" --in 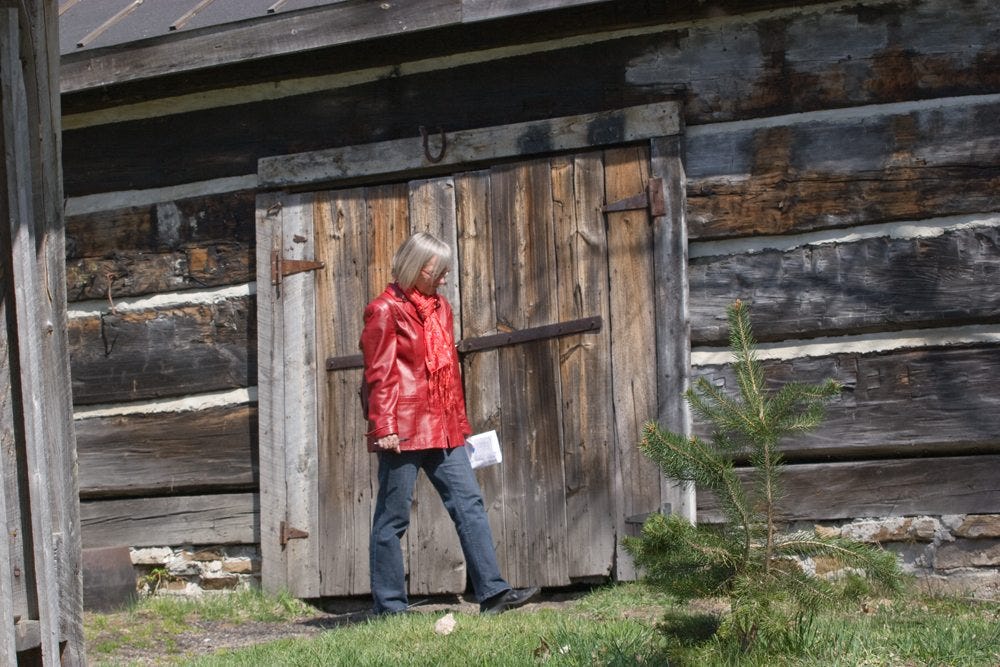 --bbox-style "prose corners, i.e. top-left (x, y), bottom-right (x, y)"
top-left (325, 315), bottom-right (602, 371)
